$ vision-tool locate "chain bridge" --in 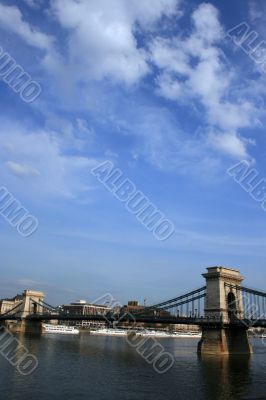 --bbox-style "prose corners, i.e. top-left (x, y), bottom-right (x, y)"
top-left (1, 267), bottom-right (266, 355)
